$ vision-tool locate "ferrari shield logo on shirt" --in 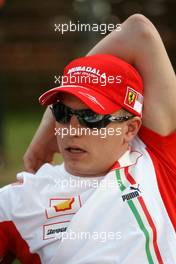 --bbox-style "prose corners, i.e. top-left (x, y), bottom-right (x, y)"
top-left (45, 195), bottom-right (82, 219)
